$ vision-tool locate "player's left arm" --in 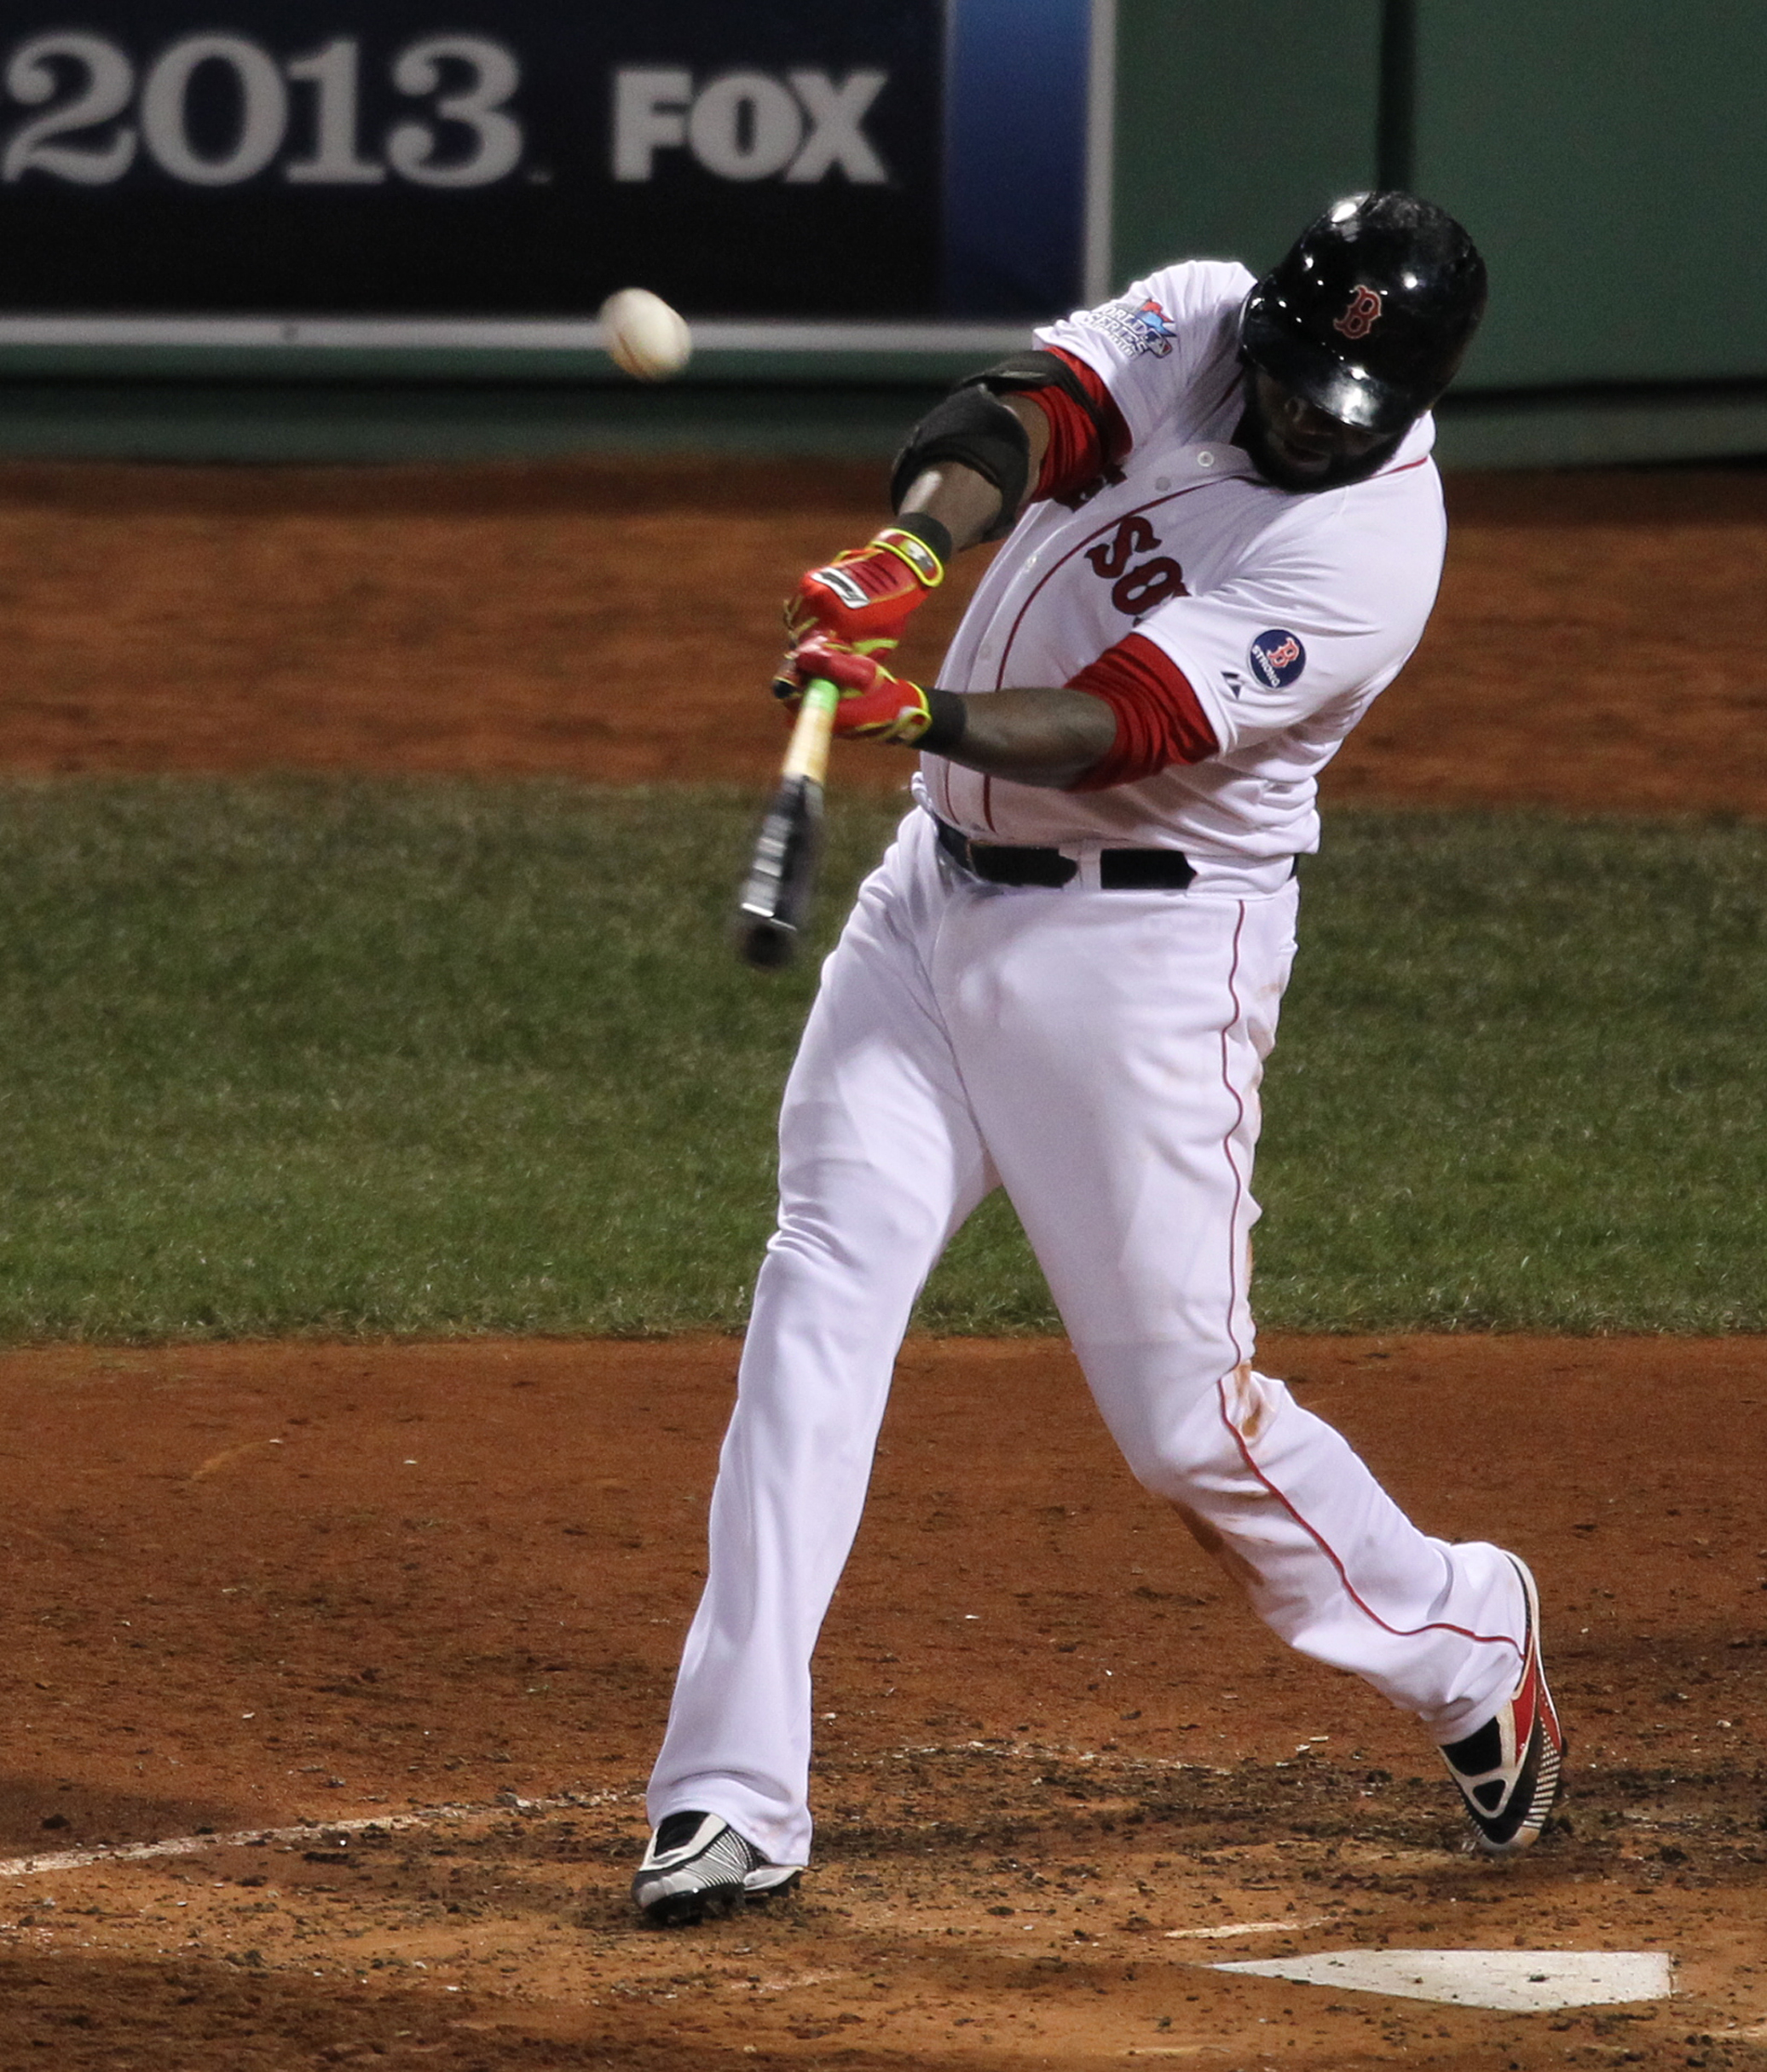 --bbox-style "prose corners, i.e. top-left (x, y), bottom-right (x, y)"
top-left (787, 635), bottom-right (1183, 792)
